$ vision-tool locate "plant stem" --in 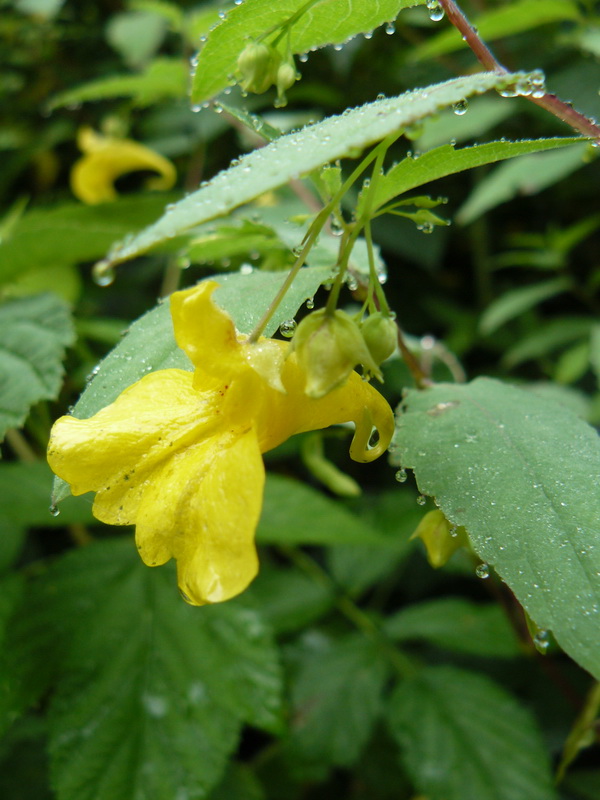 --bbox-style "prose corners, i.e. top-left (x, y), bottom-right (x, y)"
top-left (437, 0), bottom-right (600, 142)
